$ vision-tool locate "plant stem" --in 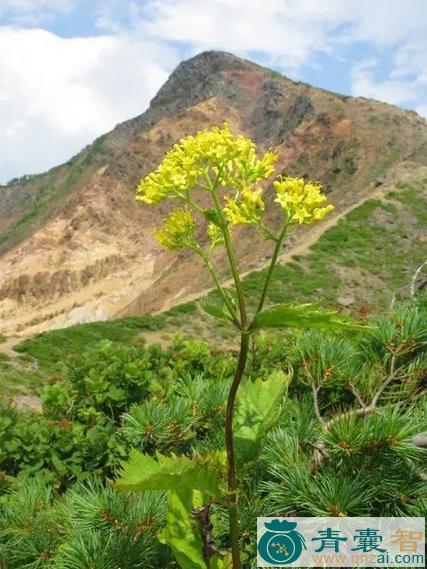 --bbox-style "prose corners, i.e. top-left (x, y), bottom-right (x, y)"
top-left (207, 171), bottom-right (253, 567)
top-left (223, 227), bottom-right (248, 328)
top-left (219, 213), bottom-right (248, 568)
top-left (256, 222), bottom-right (289, 314)
top-left (210, 191), bottom-right (248, 328)
top-left (197, 248), bottom-right (240, 327)
top-left (225, 331), bottom-right (250, 569)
